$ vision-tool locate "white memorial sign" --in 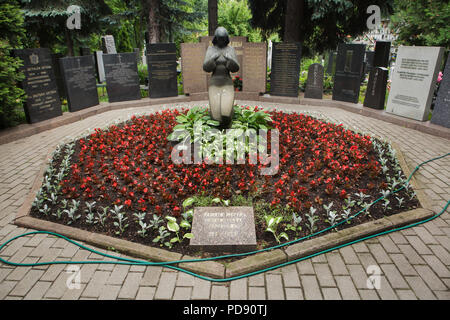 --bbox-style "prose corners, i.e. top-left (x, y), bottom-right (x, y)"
top-left (386, 46), bottom-right (444, 121)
